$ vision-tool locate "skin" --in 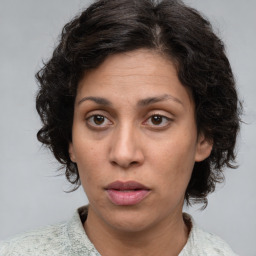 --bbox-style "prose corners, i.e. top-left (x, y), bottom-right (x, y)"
top-left (69, 49), bottom-right (212, 256)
